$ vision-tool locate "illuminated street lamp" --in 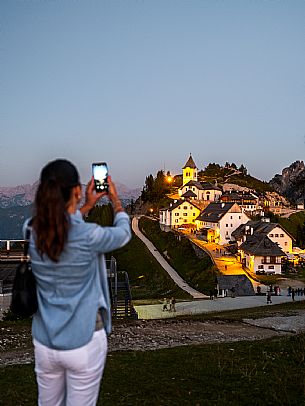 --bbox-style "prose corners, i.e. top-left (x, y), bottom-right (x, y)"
top-left (167, 175), bottom-right (173, 193)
